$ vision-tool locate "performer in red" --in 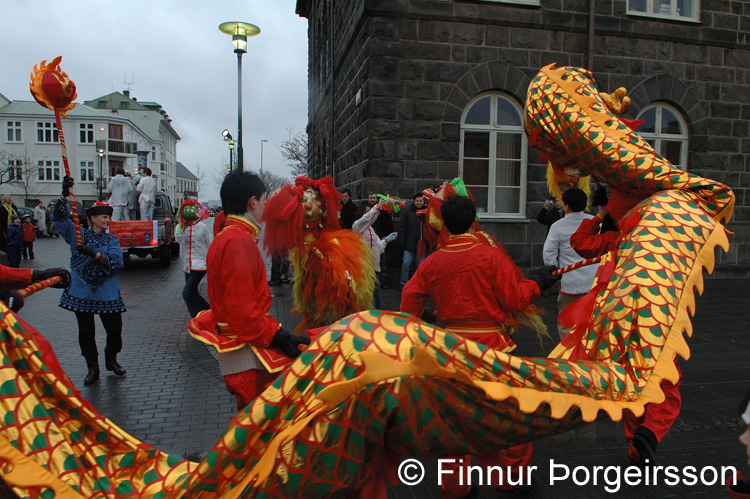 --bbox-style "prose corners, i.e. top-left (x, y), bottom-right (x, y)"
top-left (0, 265), bottom-right (70, 312)
top-left (192, 170), bottom-right (309, 411)
top-left (401, 195), bottom-right (558, 498)
top-left (570, 198), bottom-right (681, 467)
